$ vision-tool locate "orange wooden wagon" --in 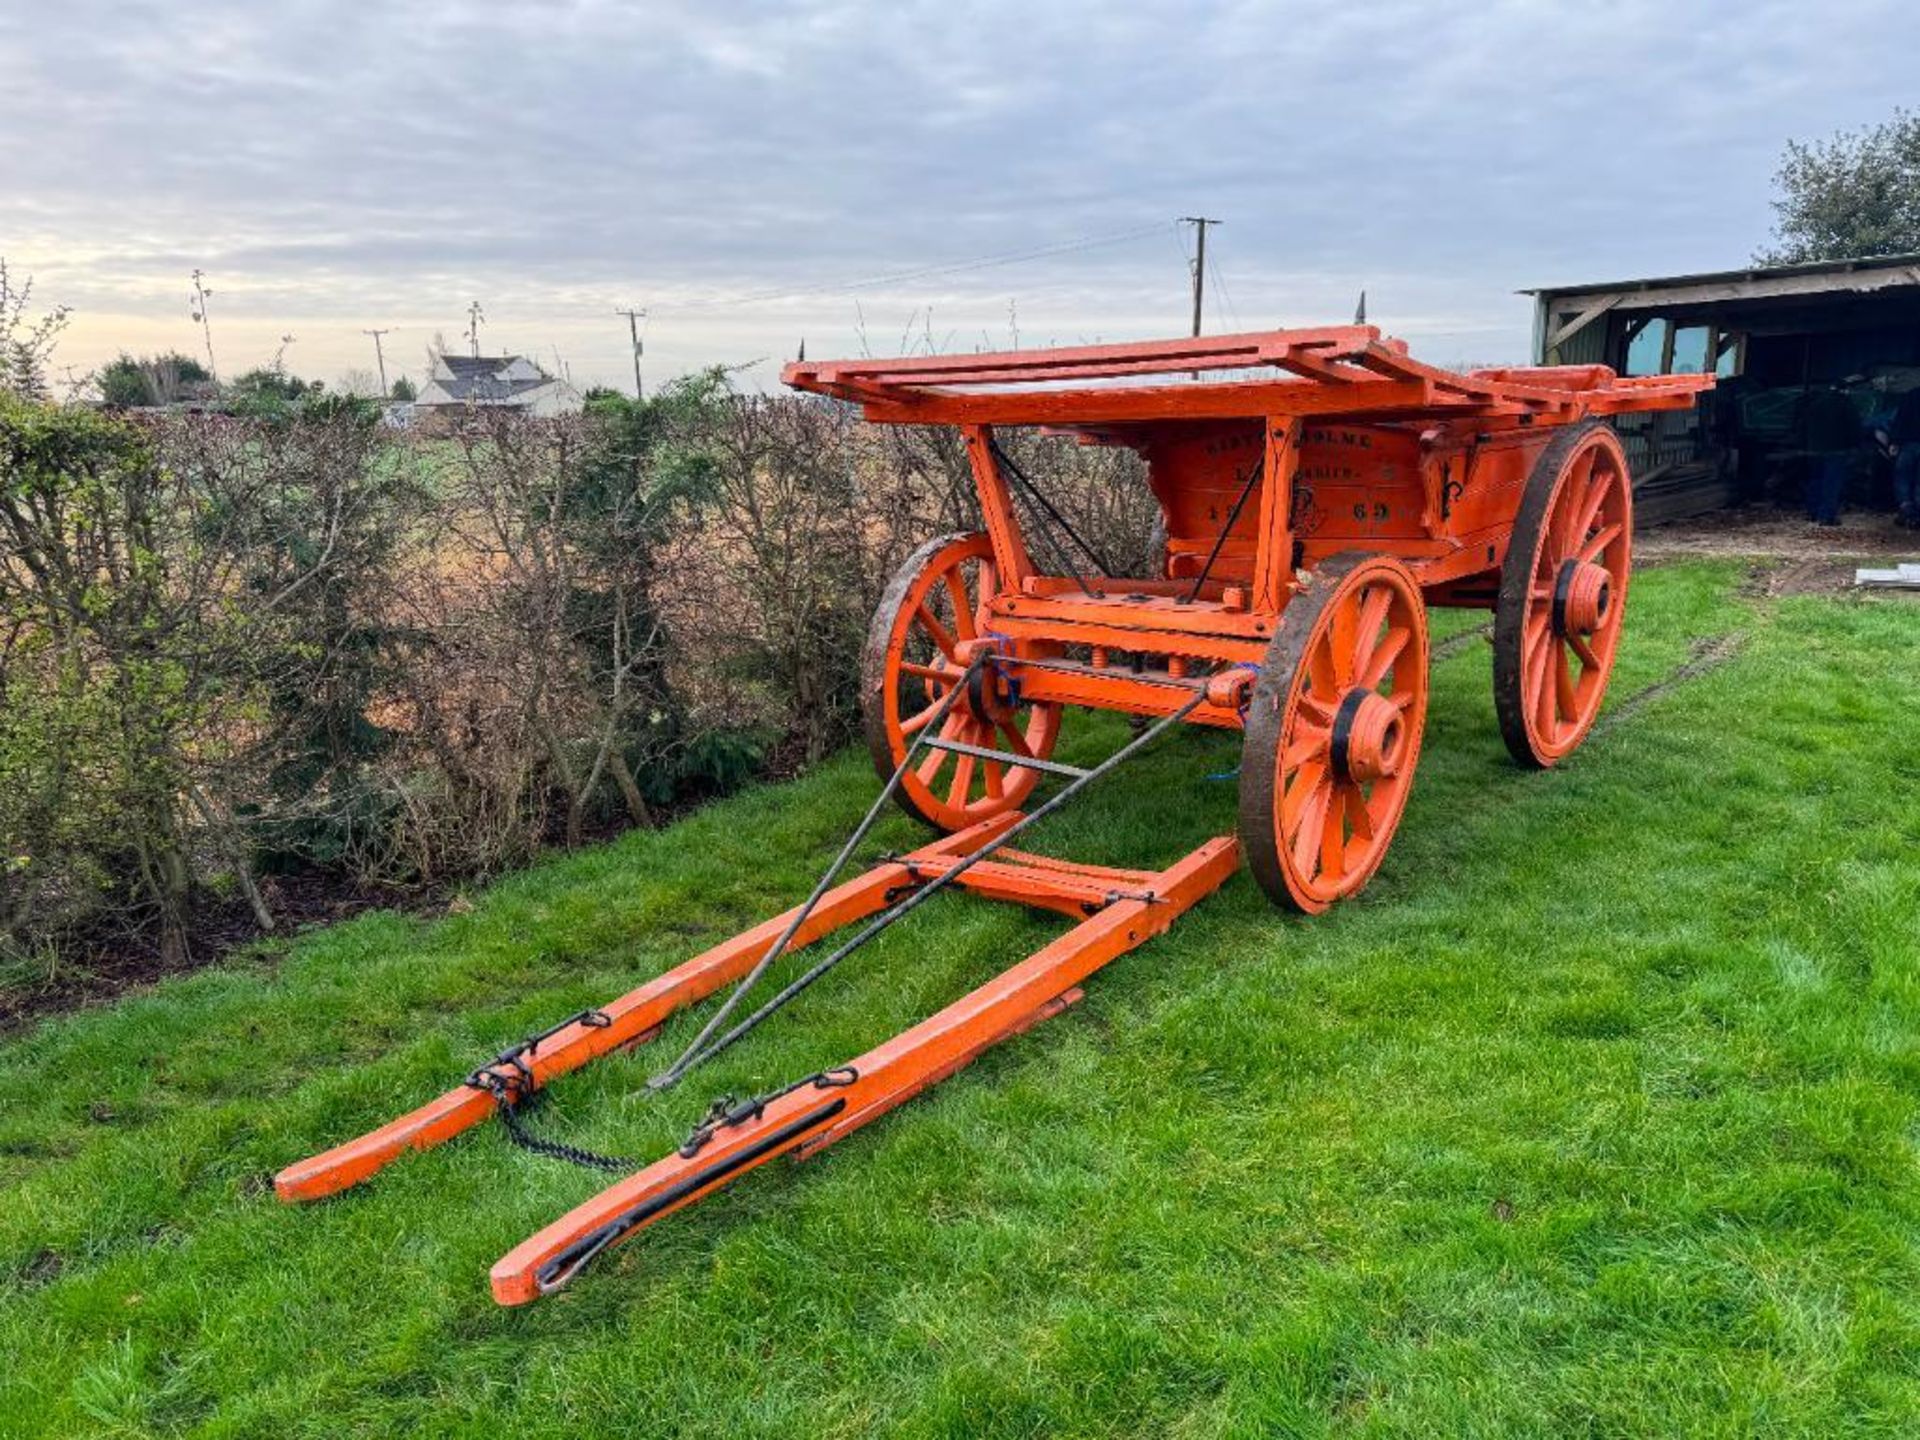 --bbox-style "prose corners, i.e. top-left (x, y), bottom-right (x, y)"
top-left (789, 325), bottom-right (1711, 910)
top-left (276, 326), bottom-right (1709, 1304)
